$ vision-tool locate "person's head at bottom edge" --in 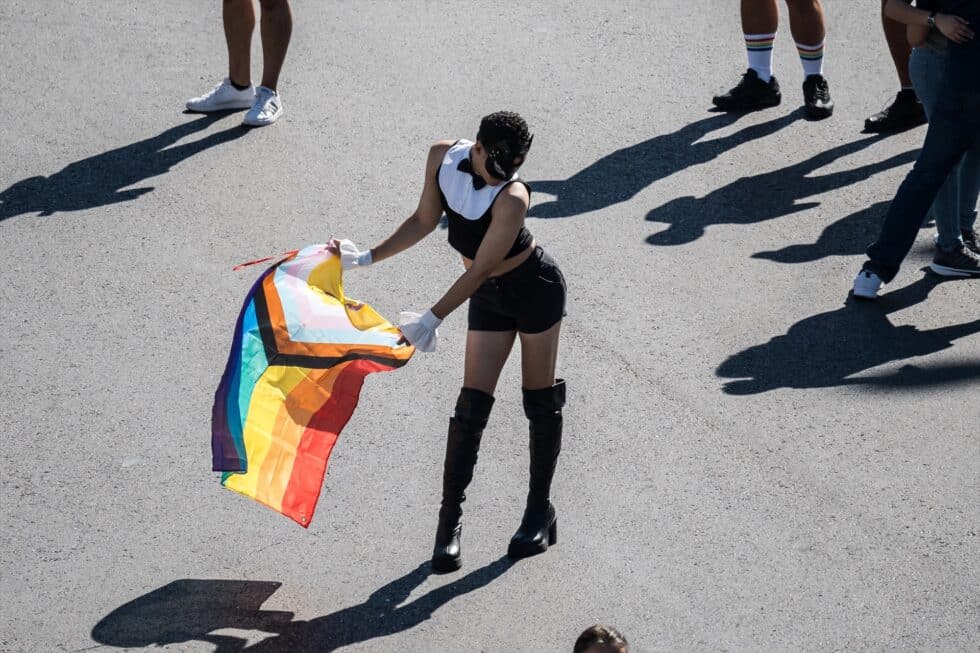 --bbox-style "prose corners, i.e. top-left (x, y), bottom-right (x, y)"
top-left (573, 624), bottom-right (629, 653)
